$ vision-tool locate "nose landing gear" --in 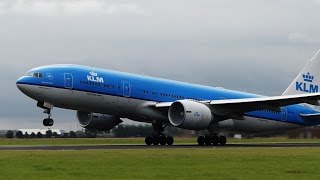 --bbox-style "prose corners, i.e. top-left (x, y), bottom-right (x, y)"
top-left (43, 108), bottom-right (54, 126)
top-left (38, 102), bottom-right (54, 127)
